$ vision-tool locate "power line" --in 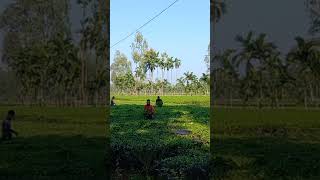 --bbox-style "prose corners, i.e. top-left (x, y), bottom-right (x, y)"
top-left (111, 0), bottom-right (180, 48)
